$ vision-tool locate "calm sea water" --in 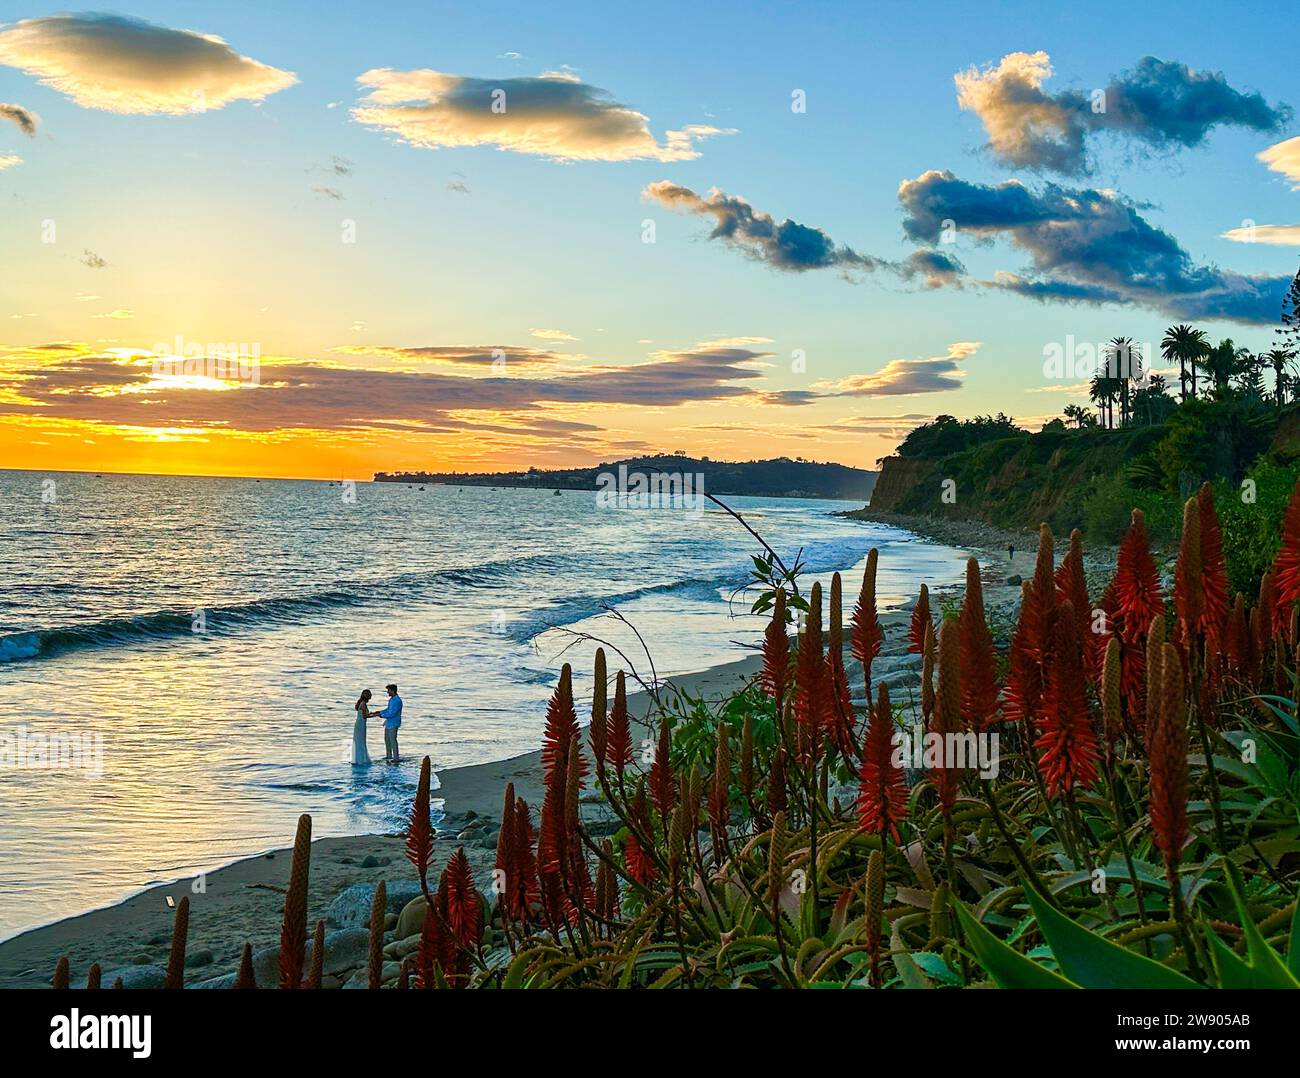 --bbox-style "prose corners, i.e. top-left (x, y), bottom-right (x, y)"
top-left (0, 470), bottom-right (970, 939)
